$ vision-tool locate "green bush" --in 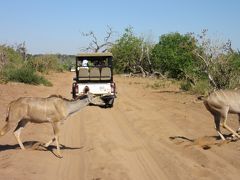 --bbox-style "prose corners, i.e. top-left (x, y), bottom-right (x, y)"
top-left (151, 32), bottom-right (198, 79)
top-left (180, 81), bottom-right (192, 91)
top-left (0, 45), bottom-right (23, 64)
top-left (180, 79), bottom-right (210, 95)
top-left (191, 80), bottom-right (211, 95)
top-left (2, 66), bottom-right (52, 86)
top-left (111, 27), bottom-right (147, 74)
